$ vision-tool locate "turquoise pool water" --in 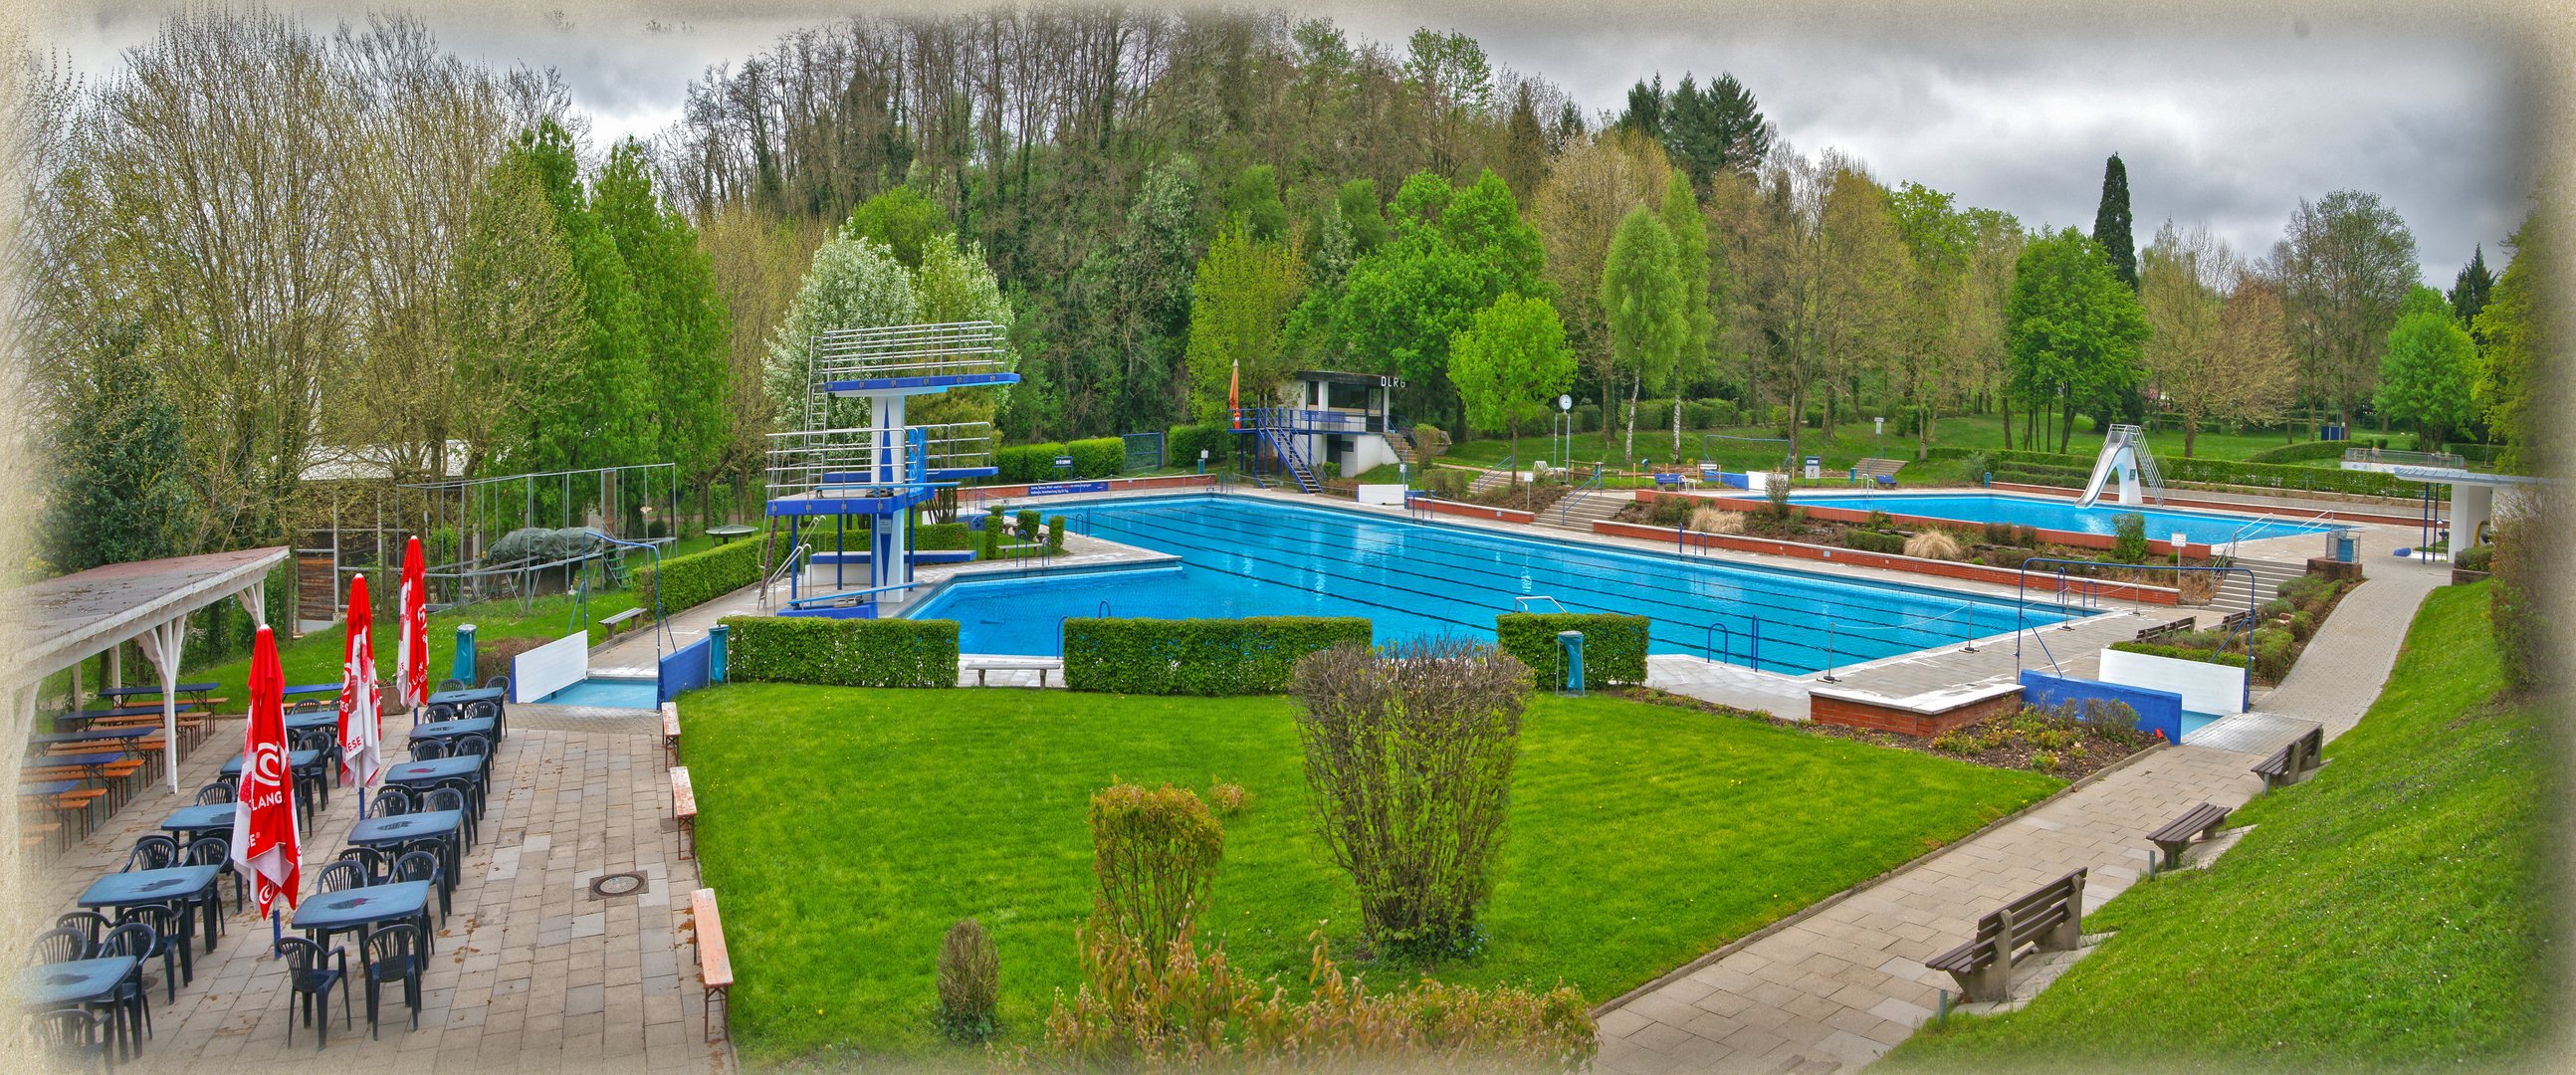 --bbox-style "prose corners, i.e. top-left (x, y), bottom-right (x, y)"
top-left (908, 496), bottom-right (2081, 670)
top-left (537, 677), bottom-right (659, 709)
top-left (1747, 491), bottom-right (2329, 545)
